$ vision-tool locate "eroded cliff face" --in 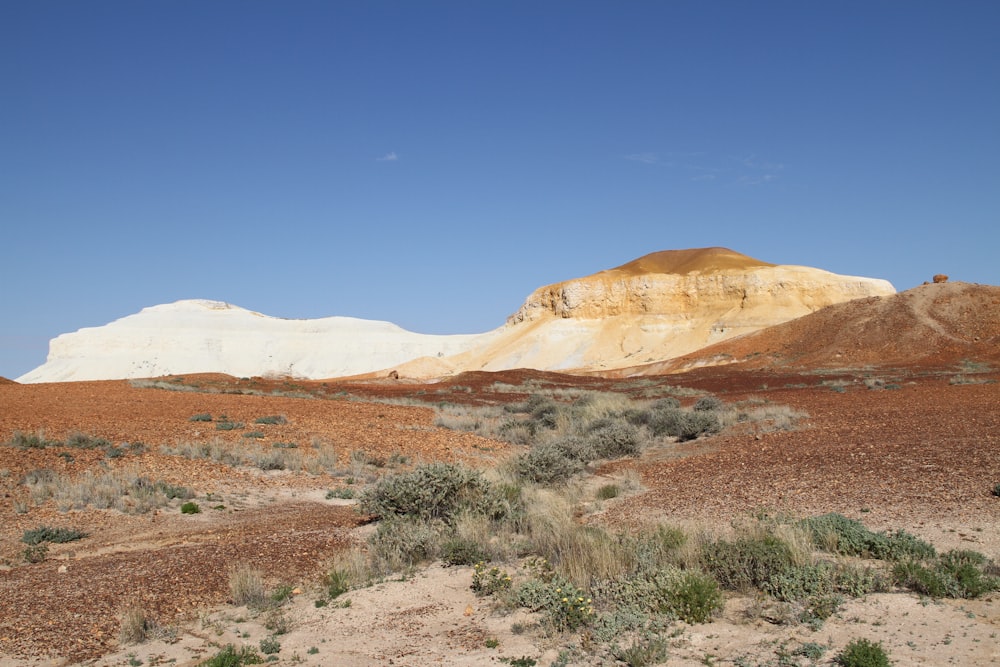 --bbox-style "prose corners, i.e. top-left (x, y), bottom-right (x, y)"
top-left (509, 249), bottom-right (894, 325)
top-left (17, 248), bottom-right (897, 382)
